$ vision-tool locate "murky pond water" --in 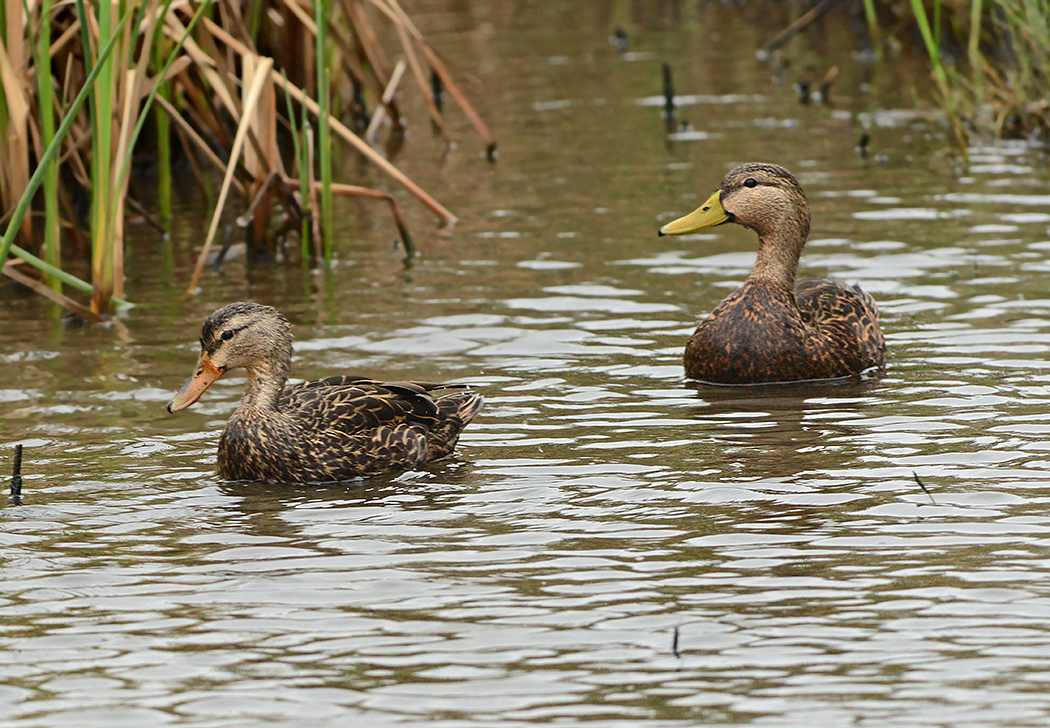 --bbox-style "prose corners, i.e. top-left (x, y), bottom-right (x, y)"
top-left (6, 3), bottom-right (1050, 726)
